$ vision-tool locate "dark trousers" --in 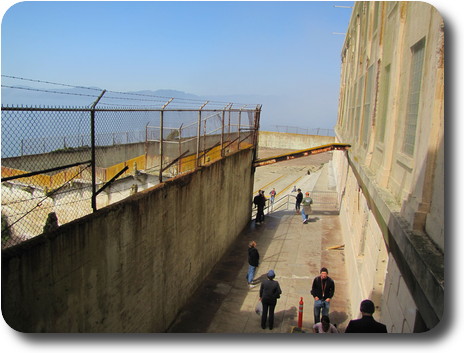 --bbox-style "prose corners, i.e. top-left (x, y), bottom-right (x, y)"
top-left (261, 301), bottom-right (276, 329)
top-left (256, 207), bottom-right (264, 222)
